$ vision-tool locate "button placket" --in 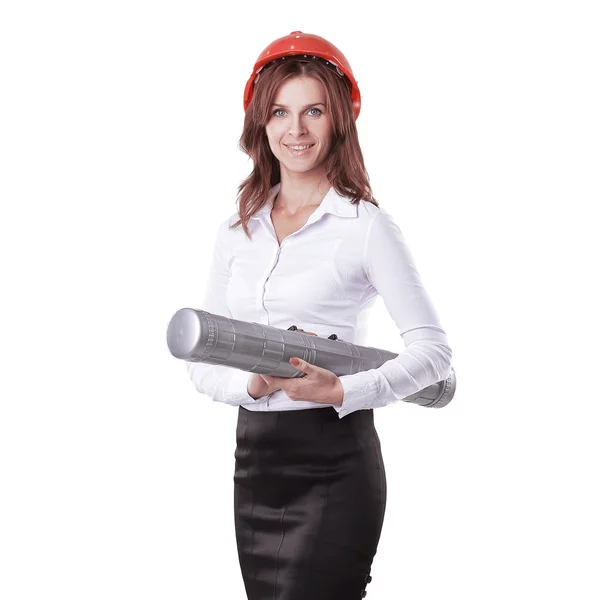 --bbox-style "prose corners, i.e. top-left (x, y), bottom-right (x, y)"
top-left (259, 242), bottom-right (282, 322)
